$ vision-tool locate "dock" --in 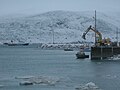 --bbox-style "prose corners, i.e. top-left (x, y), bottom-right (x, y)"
top-left (91, 46), bottom-right (120, 60)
